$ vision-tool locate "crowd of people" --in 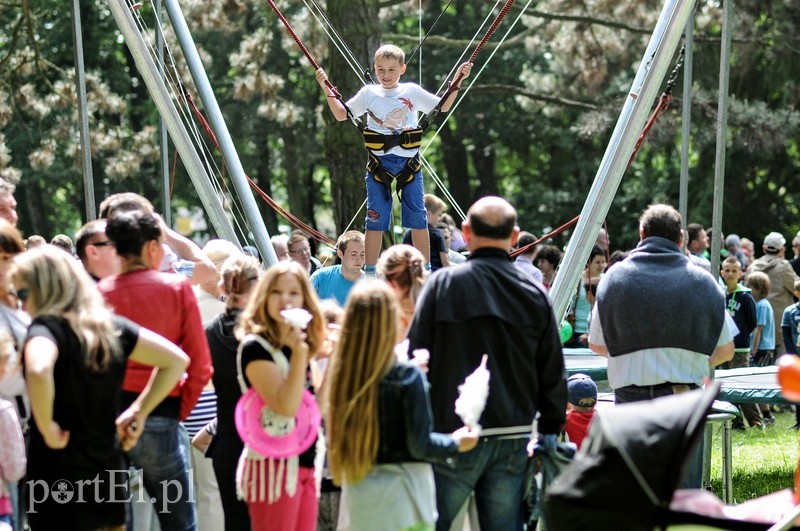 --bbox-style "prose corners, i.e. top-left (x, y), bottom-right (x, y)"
top-left (1, 169), bottom-right (799, 531)
top-left (0, 182), bottom-right (569, 531)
